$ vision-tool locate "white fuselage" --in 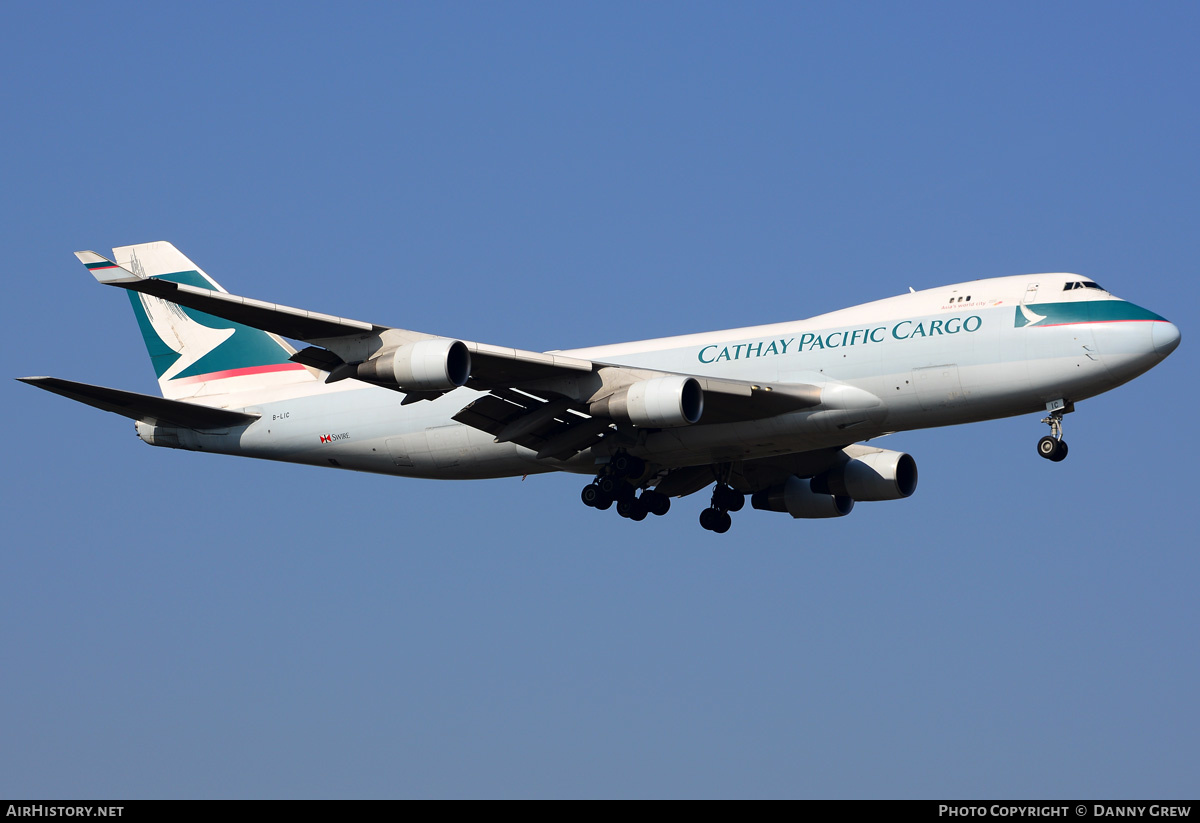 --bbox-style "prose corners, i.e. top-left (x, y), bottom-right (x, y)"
top-left (148, 273), bottom-right (1177, 479)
